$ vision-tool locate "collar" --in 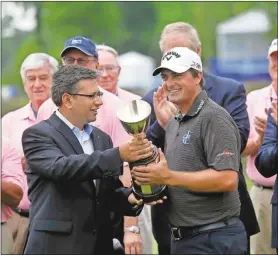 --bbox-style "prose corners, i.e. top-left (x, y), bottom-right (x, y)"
top-left (174, 90), bottom-right (208, 122)
top-left (20, 103), bottom-right (37, 121)
top-left (55, 110), bottom-right (93, 135)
